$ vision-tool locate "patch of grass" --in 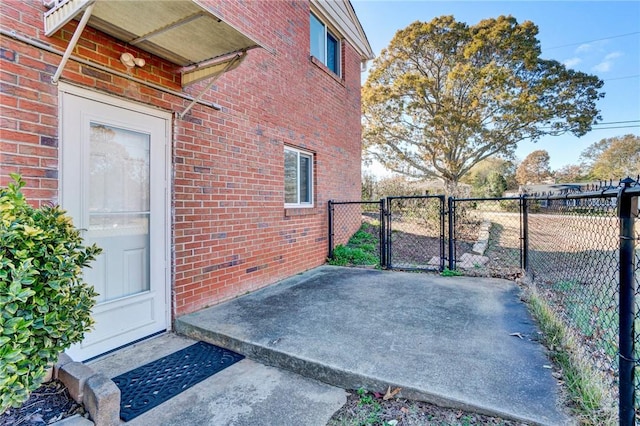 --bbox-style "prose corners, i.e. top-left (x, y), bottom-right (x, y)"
top-left (349, 229), bottom-right (377, 245)
top-left (329, 224), bottom-right (380, 267)
top-left (552, 281), bottom-right (619, 362)
top-left (440, 268), bottom-right (463, 277)
top-left (329, 245), bottom-right (379, 266)
top-left (527, 287), bottom-right (616, 425)
top-left (351, 388), bottom-right (384, 425)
